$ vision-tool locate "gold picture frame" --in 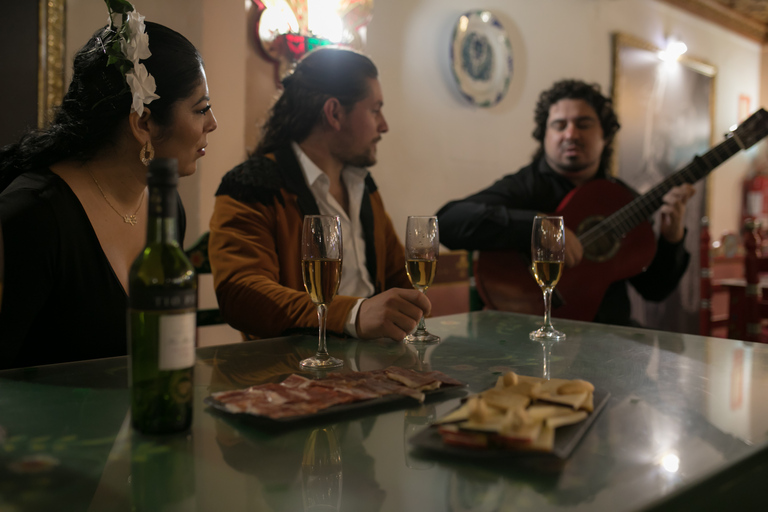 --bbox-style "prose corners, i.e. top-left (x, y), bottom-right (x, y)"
top-left (611, 32), bottom-right (716, 208)
top-left (38, 0), bottom-right (66, 129)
